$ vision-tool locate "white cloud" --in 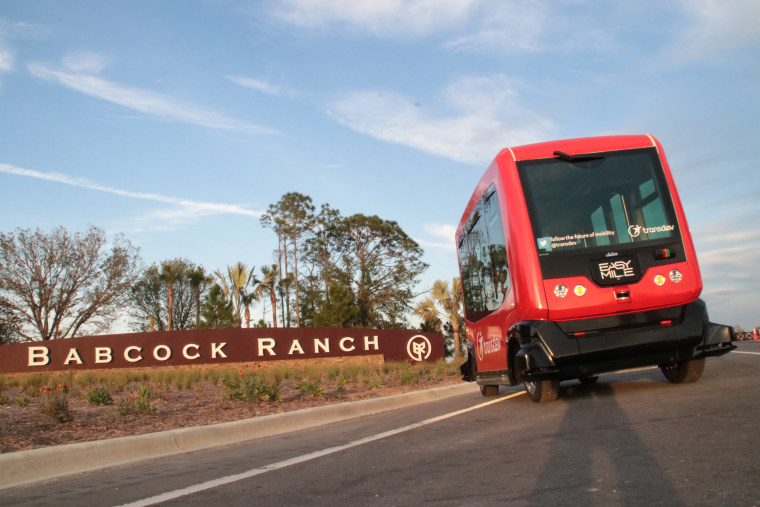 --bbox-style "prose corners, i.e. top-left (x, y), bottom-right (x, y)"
top-left (443, 0), bottom-right (546, 51)
top-left (28, 56), bottom-right (279, 135)
top-left (416, 223), bottom-right (458, 251)
top-left (668, 0), bottom-right (760, 60)
top-left (269, 0), bottom-right (481, 37)
top-left (0, 47), bottom-right (12, 73)
top-left (61, 50), bottom-right (110, 74)
top-left (0, 163), bottom-right (263, 223)
top-left (327, 74), bottom-right (553, 164)
top-left (227, 75), bottom-right (281, 96)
